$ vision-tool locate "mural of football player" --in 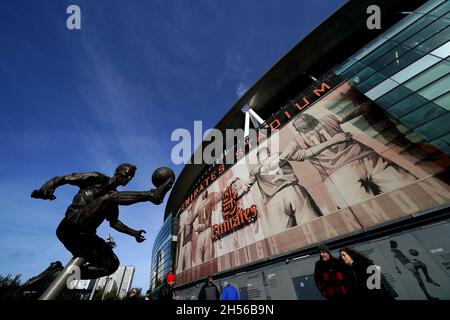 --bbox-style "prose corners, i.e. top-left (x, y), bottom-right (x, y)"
top-left (218, 169), bottom-right (267, 254)
top-left (390, 241), bottom-right (440, 300)
top-left (242, 145), bottom-right (331, 236)
top-left (212, 171), bottom-right (239, 258)
top-left (283, 111), bottom-right (417, 208)
top-left (175, 203), bottom-right (195, 274)
top-left (231, 169), bottom-right (267, 246)
top-left (192, 189), bottom-right (222, 266)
